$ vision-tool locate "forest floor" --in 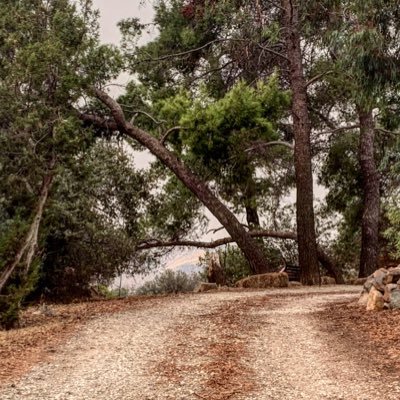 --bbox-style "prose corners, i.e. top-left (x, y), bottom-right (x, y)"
top-left (0, 285), bottom-right (400, 399)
